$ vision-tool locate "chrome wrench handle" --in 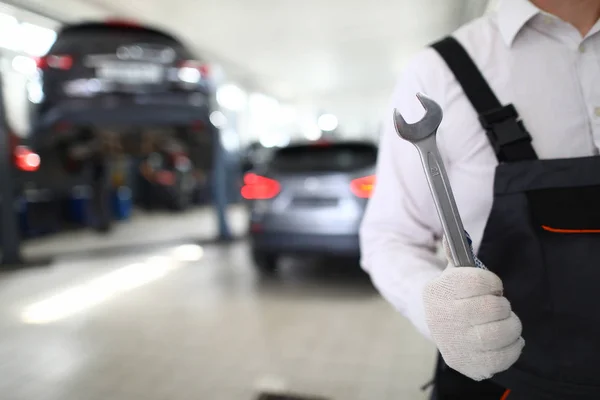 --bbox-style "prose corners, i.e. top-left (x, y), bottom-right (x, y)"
top-left (393, 92), bottom-right (477, 268)
top-left (414, 135), bottom-right (476, 267)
